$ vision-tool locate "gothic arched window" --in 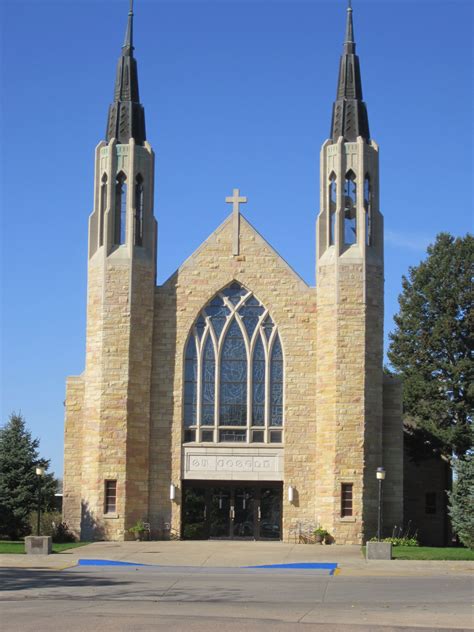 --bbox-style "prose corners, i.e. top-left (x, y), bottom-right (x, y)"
top-left (329, 172), bottom-right (337, 245)
top-left (99, 173), bottom-right (107, 247)
top-left (135, 174), bottom-right (144, 247)
top-left (344, 169), bottom-right (357, 245)
top-left (183, 282), bottom-right (284, 444)
top-left (115, 172), bottom-right (127, 245)
top-left (364, 174), bottom-right (372, 246)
